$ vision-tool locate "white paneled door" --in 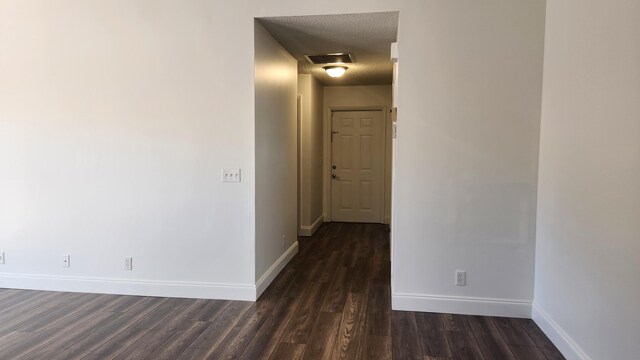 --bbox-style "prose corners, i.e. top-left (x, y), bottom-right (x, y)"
top-left (331, 110), bottom-right (384, 223)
